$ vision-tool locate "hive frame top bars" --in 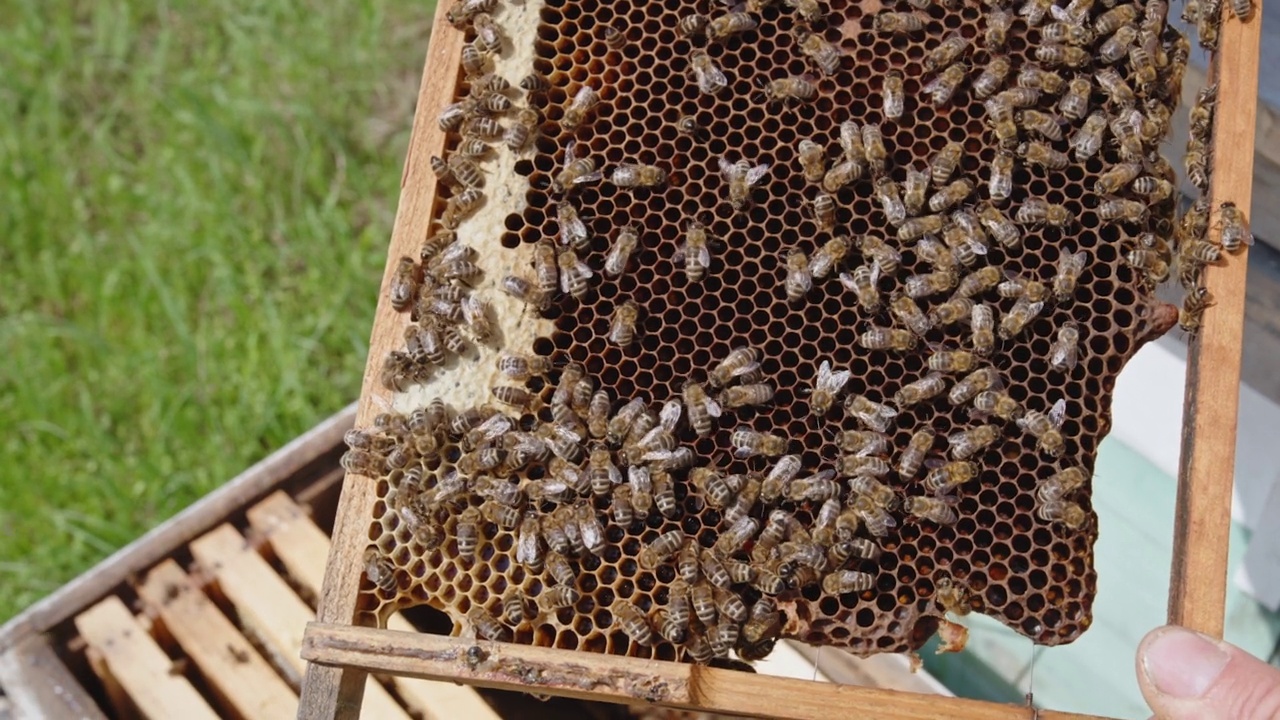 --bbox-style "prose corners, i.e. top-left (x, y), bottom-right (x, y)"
top-left (298, 0), bottom-right (1260, 716)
